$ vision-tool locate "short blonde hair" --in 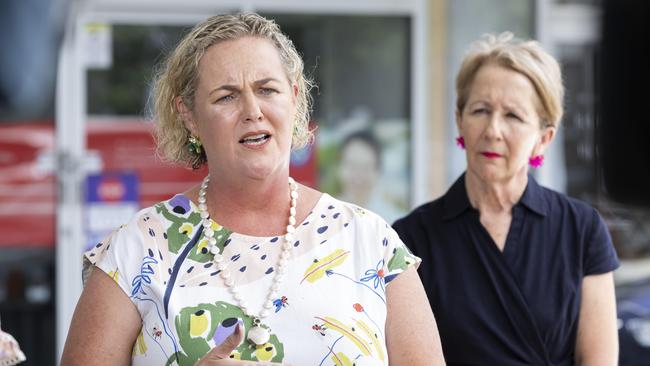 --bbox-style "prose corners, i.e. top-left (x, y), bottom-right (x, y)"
top-left (455, 32), bottom-right (564, 128)
top-left (152, 13), bottom-right (314, 169)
